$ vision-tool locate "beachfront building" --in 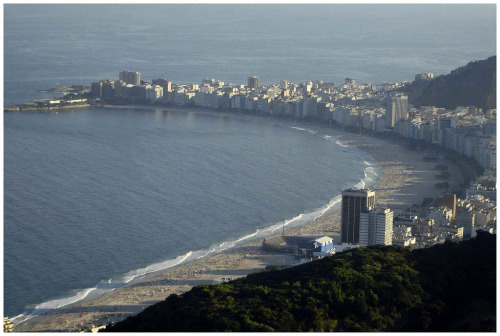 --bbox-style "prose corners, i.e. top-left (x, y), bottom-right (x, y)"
top-left (90, 80), bottom-right (115, 99)
top-left (119, 70), bottom-right (141, 85)
top-left (341, 189), bottom-right (376, 244)
top-left (248, 76), bottom-right (260, 89)
top-left (146, 85), bottom-right (164, 103)
top-left (359, 207), bottom-right (393, 246)
top-left (152, 78), bottom-right (172, 93)
top-left (311, 236), bottom-right (335, 258)
top-left (385, 93), bottom-right (408, 128)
